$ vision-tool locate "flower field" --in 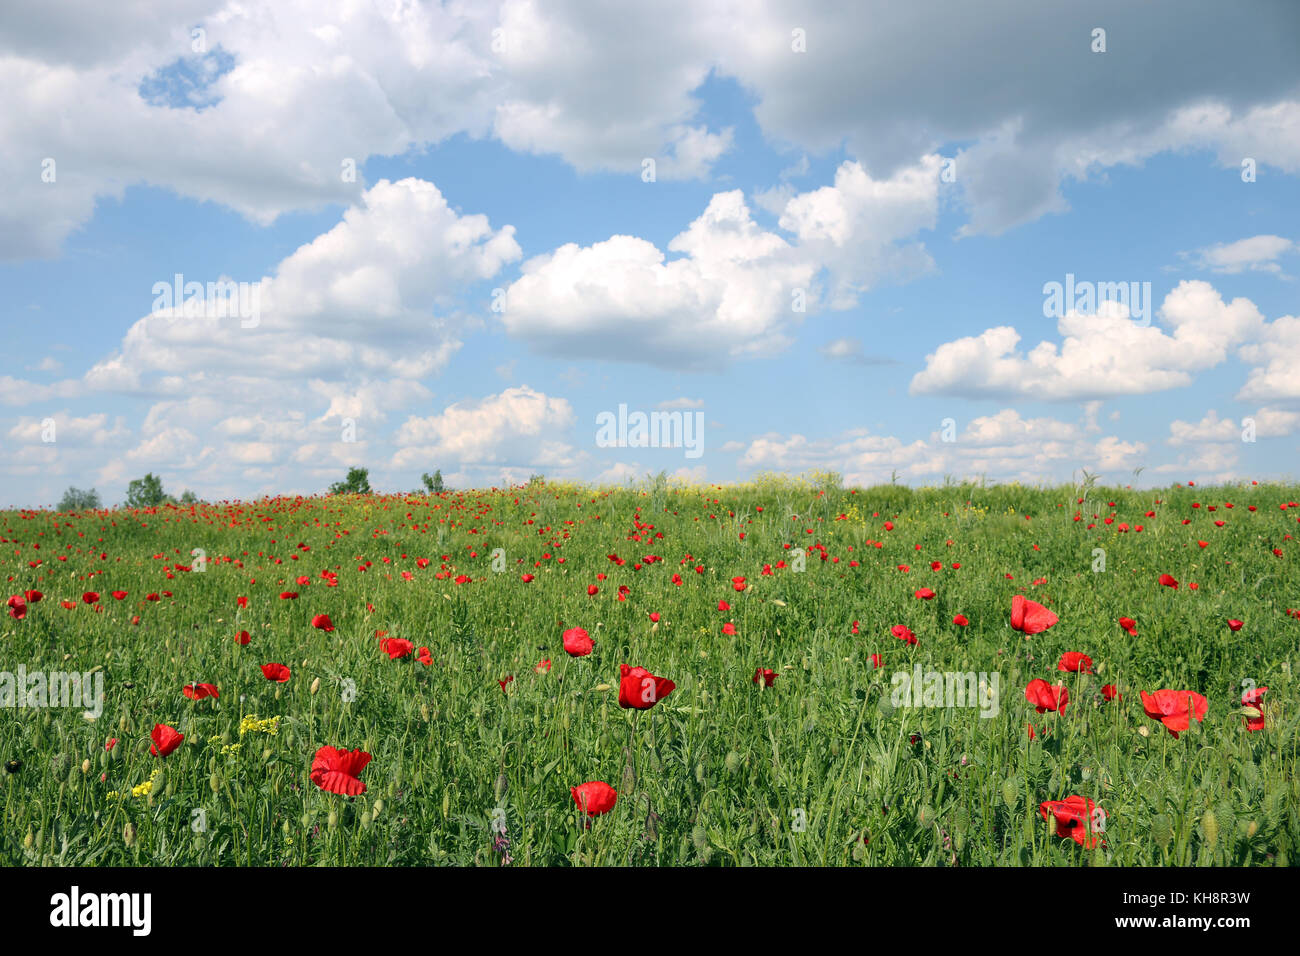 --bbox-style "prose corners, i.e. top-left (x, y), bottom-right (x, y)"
top-left (2, 477), bottom-right (1296, 866)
